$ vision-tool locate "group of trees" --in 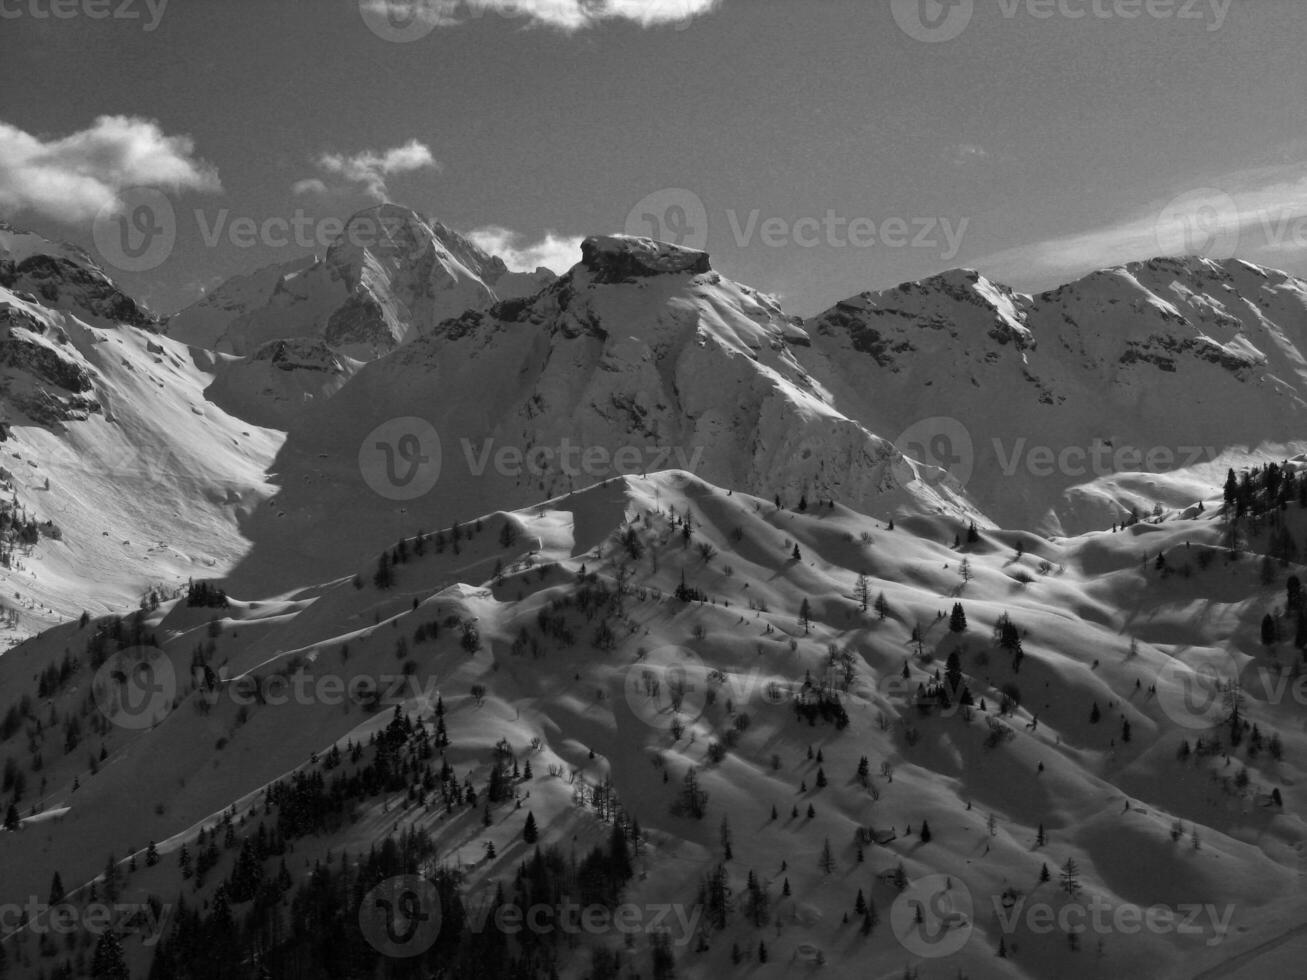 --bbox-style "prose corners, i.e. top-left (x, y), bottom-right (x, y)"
top-left (185, 580), bottom-right (229, 609)
top-left (1224, 462), bottom-right (1304, 518)
top-left (6, 691), bottom-right (658, 980)
top-left (370, 518), bottom-right (496, 591)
